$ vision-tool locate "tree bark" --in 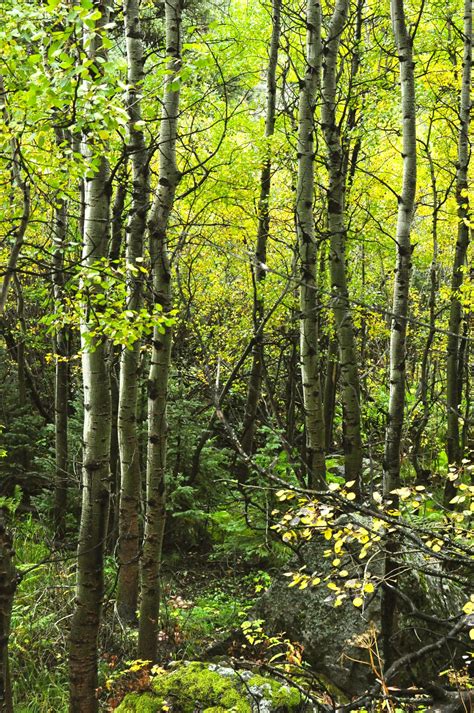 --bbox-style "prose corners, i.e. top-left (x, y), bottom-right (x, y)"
top-left (323, 336), bottom-right (338, 451)
top-left (116, 0), bottom-right (150, 626)
top-left (138, 0), bottom-right (182, 661)
top-left (69, 2), bottom-right (112, 710)
top-left (382, 0), bottom-right (417, 671)
top-left (0, 512), bottom-right (16, 713)
top-left (445, 0), bottom-right (472, 505)
top-left (321, 0), bottom-right (362, 495)
top-left (383, 0), bottom-right (417, 497)
top-left (52, 133), bottom-right (69, 539)
top-left (296, 0), bottom-right (325, 488)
